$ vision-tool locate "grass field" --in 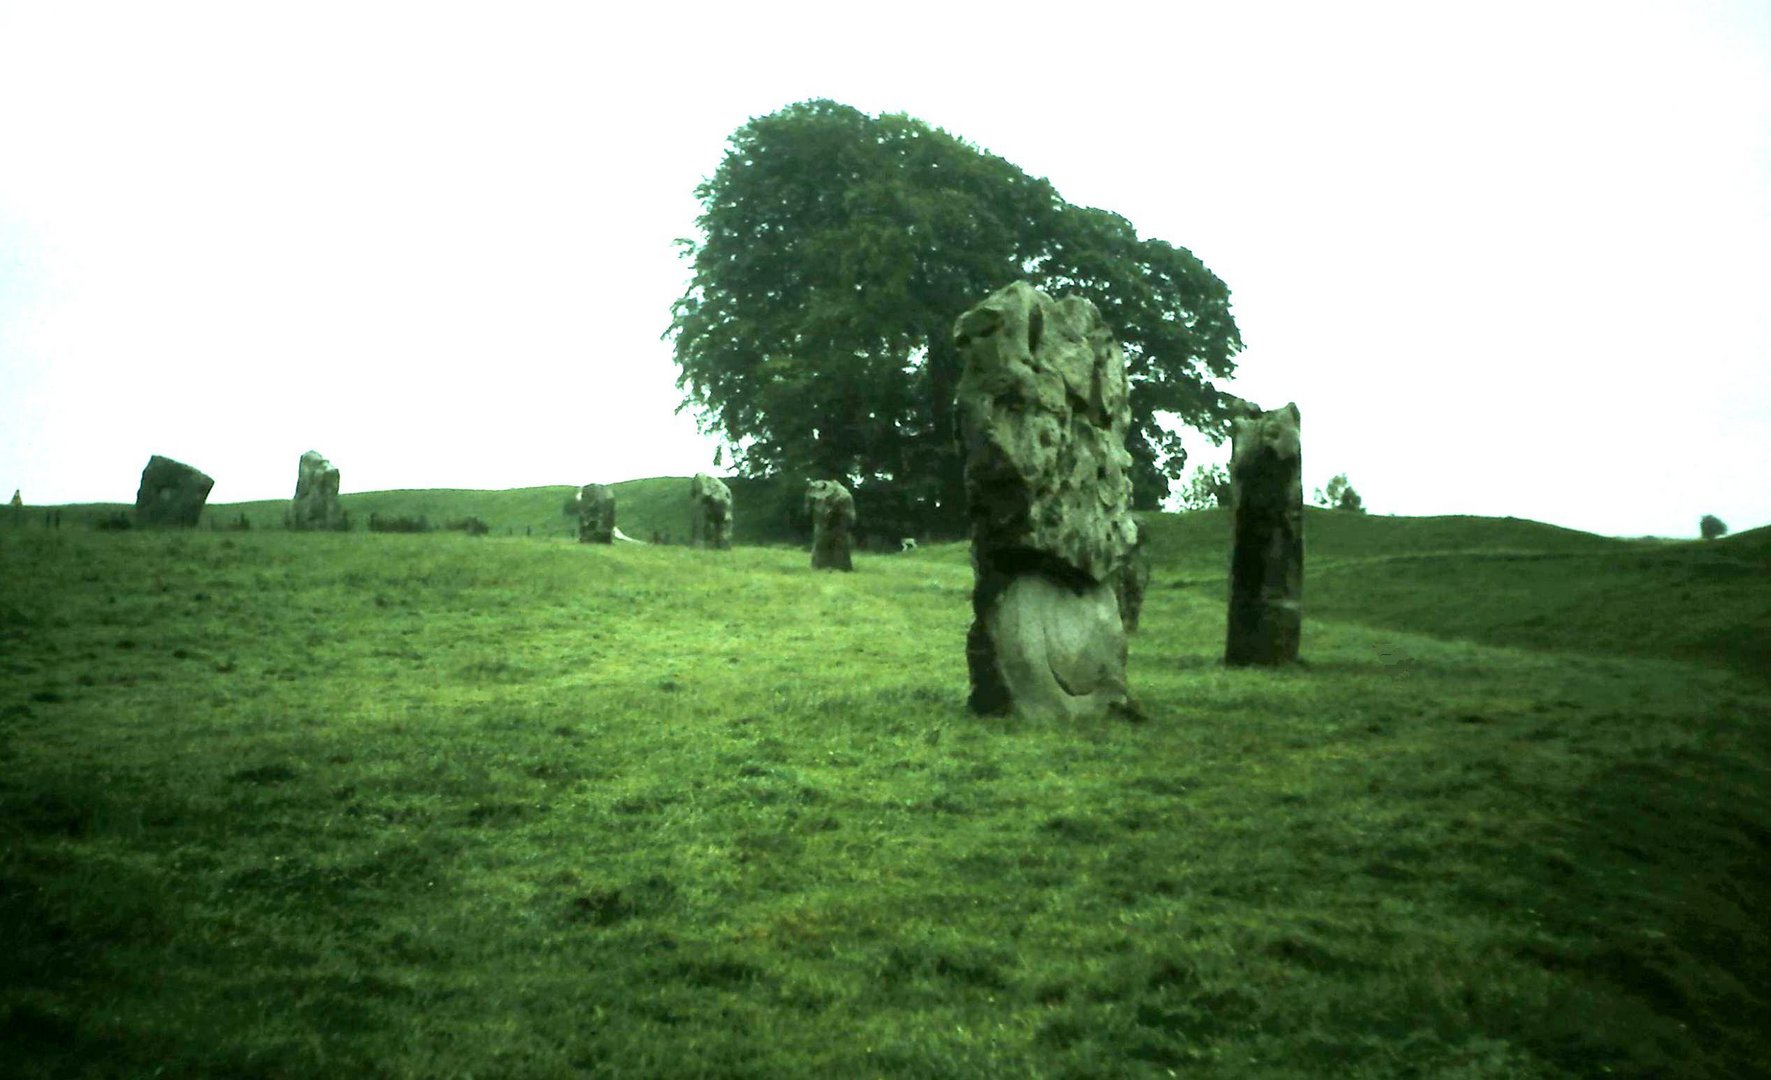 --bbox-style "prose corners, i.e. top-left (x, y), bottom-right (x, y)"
top-left (40, 475), bottom-right (818, 547)
top-left (2, 502), bottom-right (1767, 1078)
